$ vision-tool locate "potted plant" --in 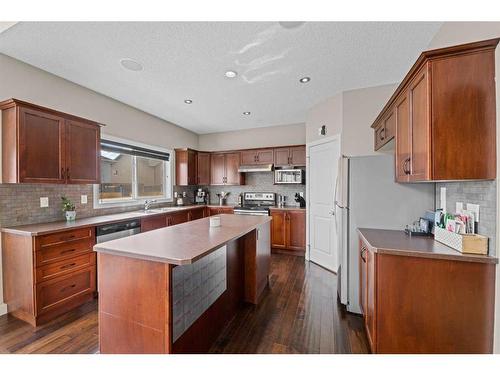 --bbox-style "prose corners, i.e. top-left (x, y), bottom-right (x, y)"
top-left (61, 196), bottom-right (77, 221)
